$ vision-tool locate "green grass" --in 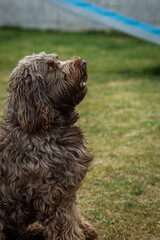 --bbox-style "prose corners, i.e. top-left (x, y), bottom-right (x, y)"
top-left (0, 27), bottom-right (160, 239)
